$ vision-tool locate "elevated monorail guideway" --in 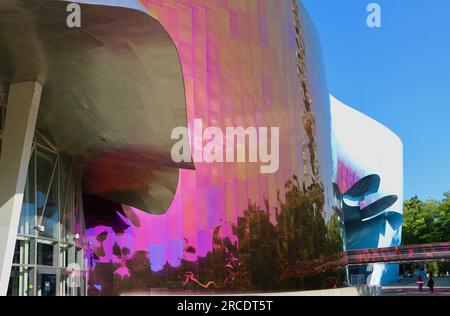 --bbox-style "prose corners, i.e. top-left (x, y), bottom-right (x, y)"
top-left (346, 242), bottom-right (450, 265)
